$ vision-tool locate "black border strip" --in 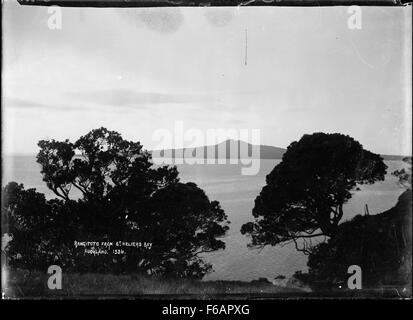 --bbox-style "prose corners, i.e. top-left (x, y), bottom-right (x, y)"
top-left (16, 0), bottom-right (413, 8)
